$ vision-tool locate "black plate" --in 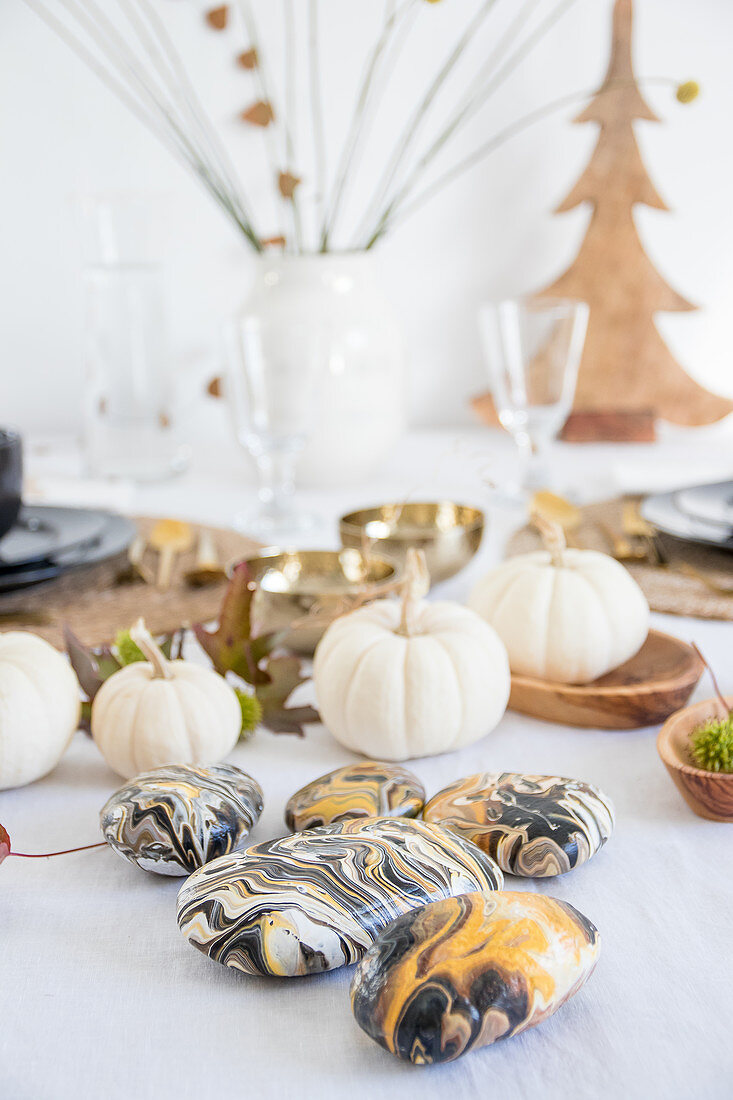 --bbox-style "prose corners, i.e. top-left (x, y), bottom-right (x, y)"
top-left (0, 512), bottom-right (136, 594)
top-left (0, 505), bottom-right (110, 569)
